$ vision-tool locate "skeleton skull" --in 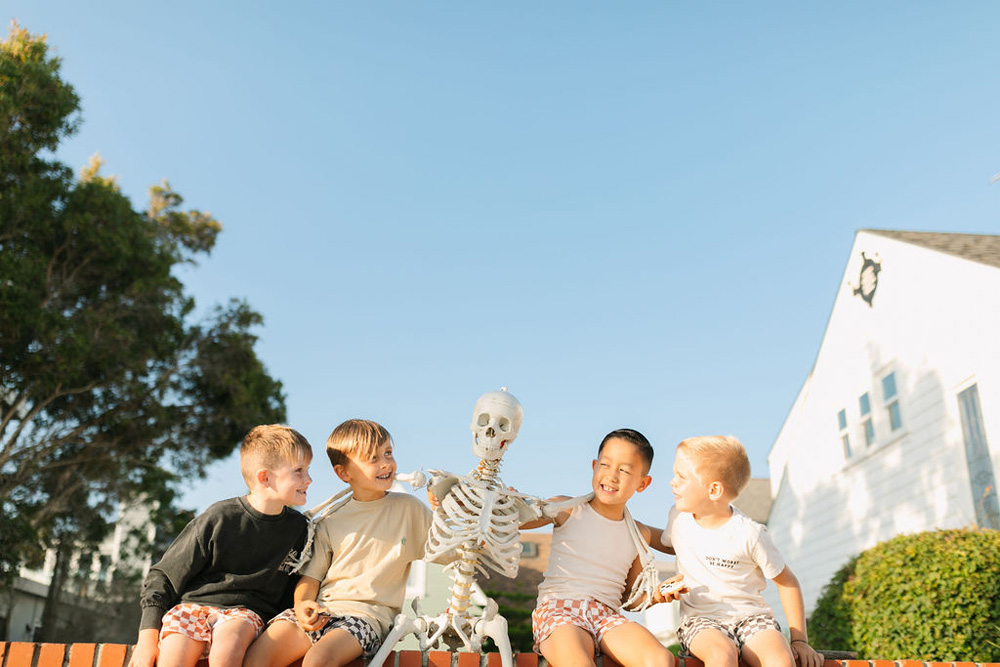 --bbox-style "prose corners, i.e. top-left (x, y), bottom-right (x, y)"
top-left (470, 388), bottom-right (523, 460)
